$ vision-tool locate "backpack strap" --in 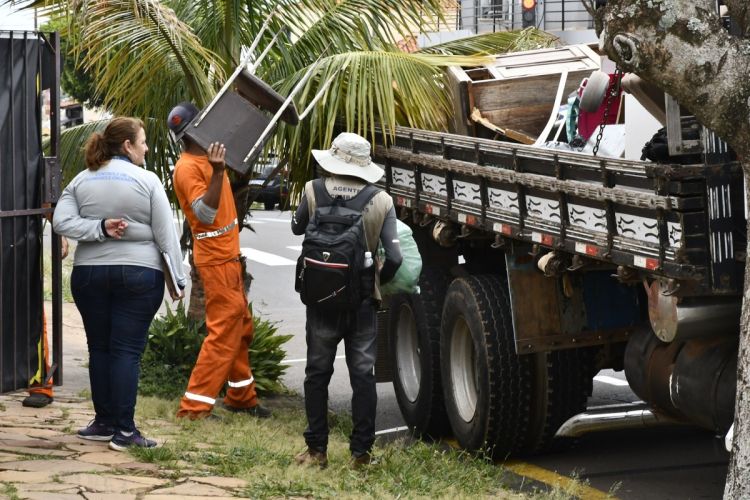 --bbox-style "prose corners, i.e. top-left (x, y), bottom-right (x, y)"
top-left (311, 178), bottom-right (334, 207)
